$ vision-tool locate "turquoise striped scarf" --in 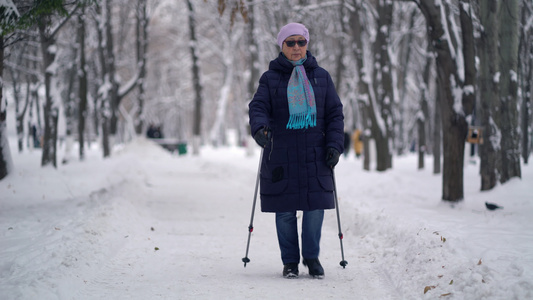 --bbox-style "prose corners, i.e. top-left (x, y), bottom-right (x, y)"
top-left (286, 56), bottom-right (316, 130)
